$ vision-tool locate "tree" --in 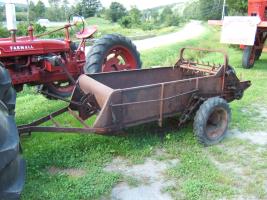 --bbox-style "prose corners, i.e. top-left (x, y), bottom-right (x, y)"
top-left (183, 1), bottom-right (201, 20)
top-left (160, 7), bottom-right (173, 22)
top-left (119, 6), bottom-right (142, 28)
top-left (198, 0), bottom-right (223, 20)
top-left (61, 0), bottom-right (70, 19)
top-left (48, 0), bottom-right (60, 7)
top-left (227, 0), bottom-right (247, 15)
top-left (128, 6), bottom-right (141, 25)
top-left (160, 6), bottom-right (179, 26)
top-left (183, 0), bottom-right (222, 20)
top-left (29, 1), bottom-right (37, 21)
top-left (46, 0), bottom-right (66, 21)
top-left (75, 0), bottom-right (102, 18)
top-left (0, 5), bottom-right (5, 21)
top-left (107, 2), bottom-right (127, 22)
top-left (35, 0), bottom-right (46, 18)
top-left (151, 10), bottom-right (159, 23)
